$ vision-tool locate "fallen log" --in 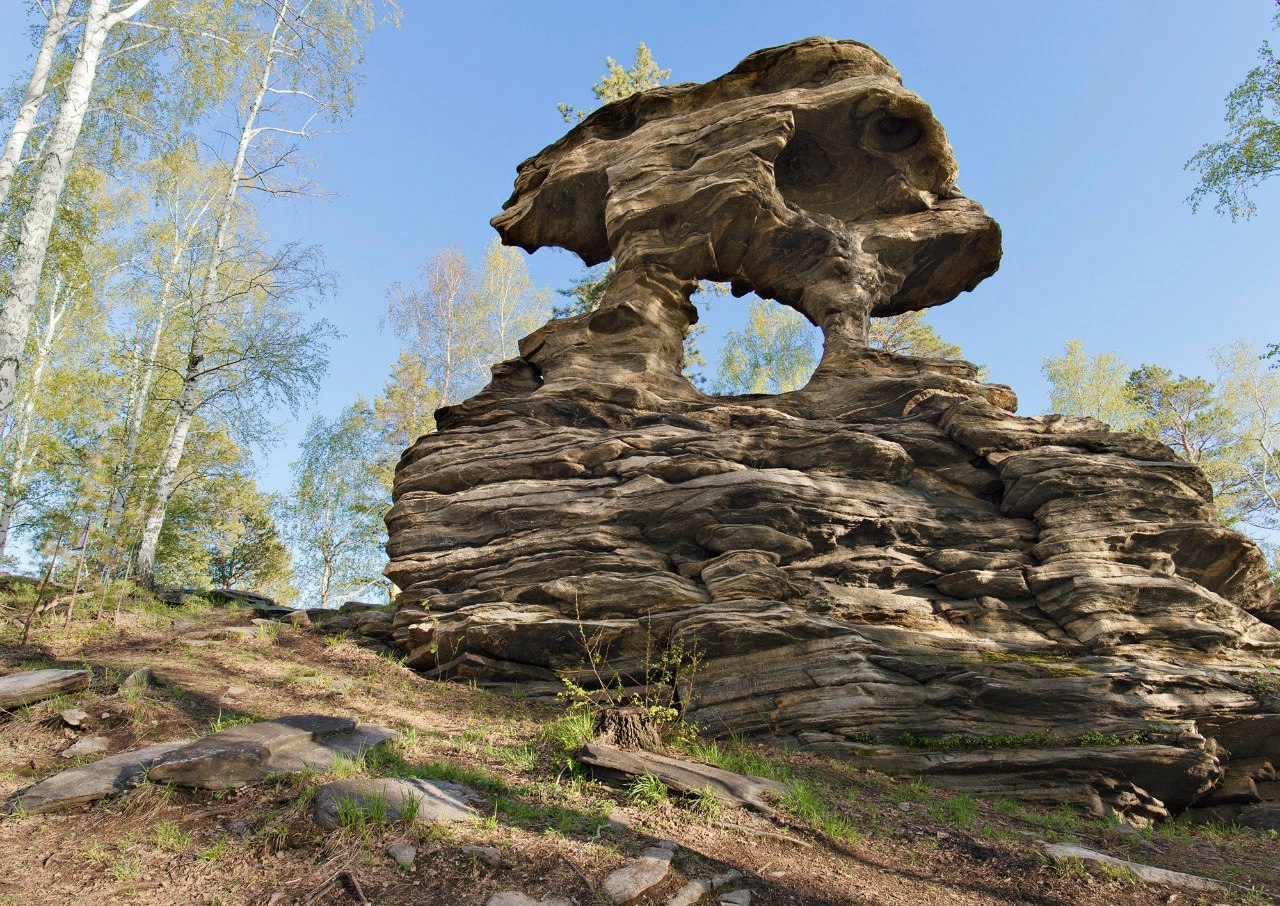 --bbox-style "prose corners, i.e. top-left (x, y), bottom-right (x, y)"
top-left (577, 743), bottom-right (789, 816)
